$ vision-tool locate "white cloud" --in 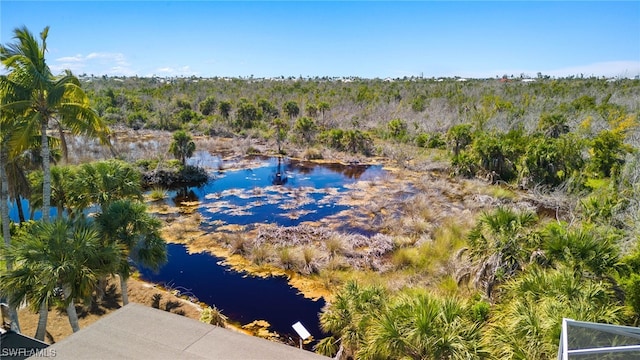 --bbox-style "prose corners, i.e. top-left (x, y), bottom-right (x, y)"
top-left (153, 65), bottom-right (198, 77)
top-left (51, 52), bottom-right (135, 76)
